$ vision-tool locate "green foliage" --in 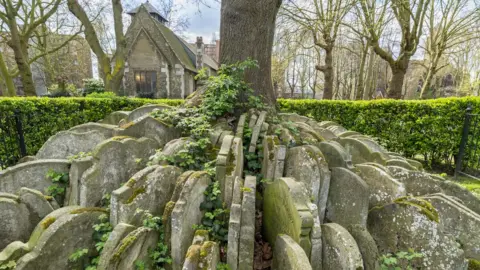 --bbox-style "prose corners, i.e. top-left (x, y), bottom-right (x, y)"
top-left (469, 259), bottom-right (480, 270)
top-left (86, 92), bottom-right (117, 98)
top-left (195, 181), bottom-right (230, 245)
top-left (83, 214), bottom-right (113, 270)
top-left (278, 97), bottom-right (480, 169)
top-left (380, 249), bottom-right (423, 270)
top-left (45, 169), bottom-right (69, 206)
top-left (68, 151), bottom-right (92, 161)
top-left (68, 248), bottom-right (89, 263)
top-left (0, 260), bottom-right (16, 270)
top-left (216, 263), bottom-right (231, 270)
top-left (137, 210), bottom-right (172, 270)
top-left (48, 83), bottom-right (81, 97)
top-left (0, 97), bottom-right (183, 169)
top-left (83, 79), bottom-right (105, 95)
